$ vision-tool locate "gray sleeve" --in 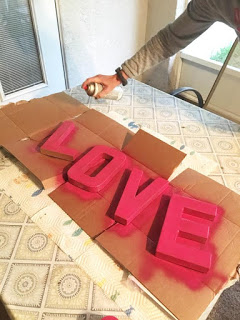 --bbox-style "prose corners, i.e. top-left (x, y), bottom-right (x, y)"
top-left (122, 0), bottom-right (220, 78)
